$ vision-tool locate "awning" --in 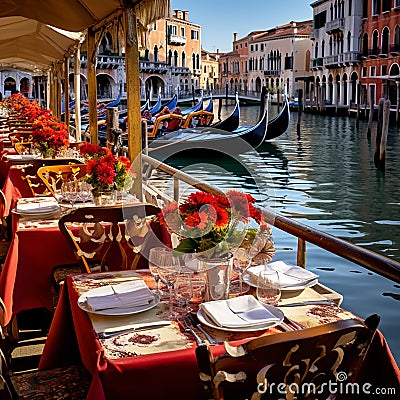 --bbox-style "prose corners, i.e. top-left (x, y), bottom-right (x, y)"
top-left (0, 17), bottom-right (83, 73)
